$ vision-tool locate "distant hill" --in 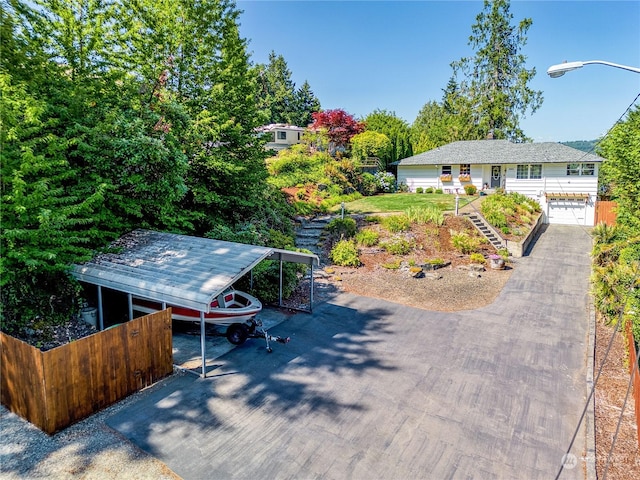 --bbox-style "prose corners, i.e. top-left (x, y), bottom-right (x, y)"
top-left (561, 140), bottom-right (598, 153)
